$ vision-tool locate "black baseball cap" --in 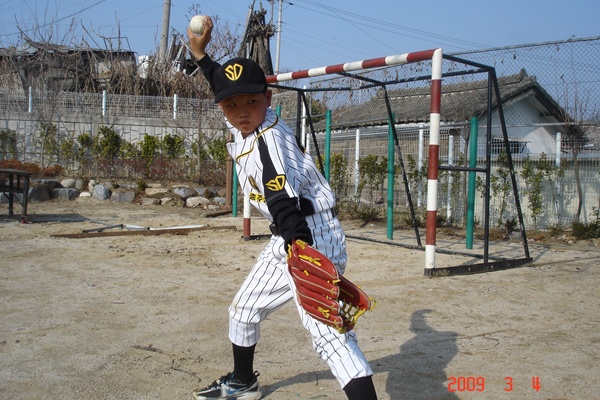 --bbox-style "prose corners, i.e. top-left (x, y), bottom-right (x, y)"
top-left (213, 58), bottom-right (267, 103)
